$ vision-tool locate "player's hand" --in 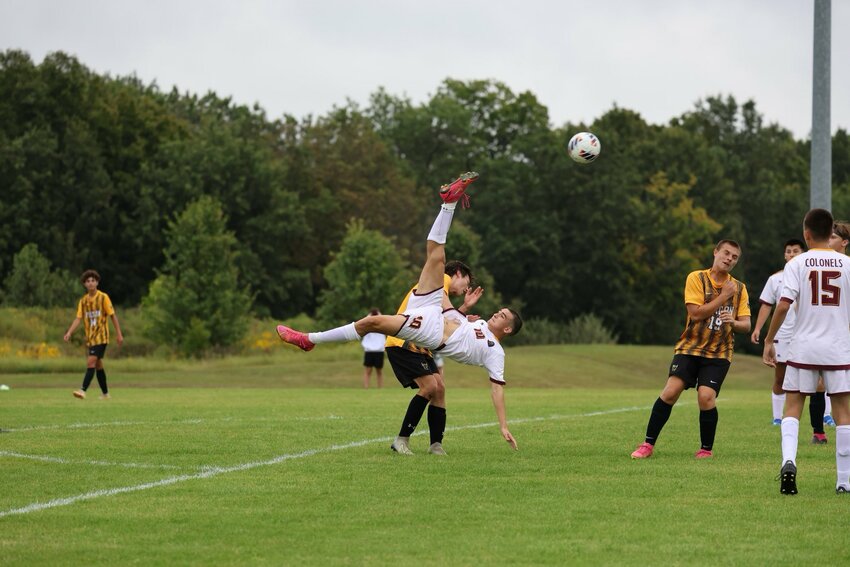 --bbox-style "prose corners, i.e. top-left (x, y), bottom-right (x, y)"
top-left (719, 311), bottom-right (735, 325)
top-left (720, 280), bottom-right (737, 300)
top-left (462, 286), bottom-right (484, 310)
top-left (762, 343), bottom-right (777, 368)
top-left (63, 332), bottom-right (70, 342)
top-left (116, 334), bottom-right (124, 346)
top-left (502, 427), bottom-right (518, 450)
top-left (750, 329), bottom-right (760, 344)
